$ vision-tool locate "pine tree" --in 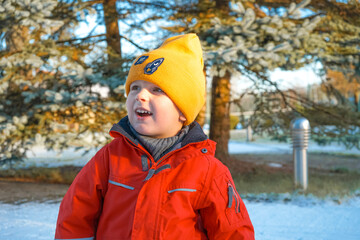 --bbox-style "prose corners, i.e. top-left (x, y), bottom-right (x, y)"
top-left (161, 0), bottom-right (320, 162)
top-left (0, 0), bottom-right (84, 164)
top-left (200, 0), bottom-right (322, 161)
top-left (245, 0), bottom-right (360, 149)
top-left (0, 0), bottom-right (185, 166)
top-left (171, 0), bottom-right (360, 158)
top-left (0, 0), bottom-right (127, 166)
